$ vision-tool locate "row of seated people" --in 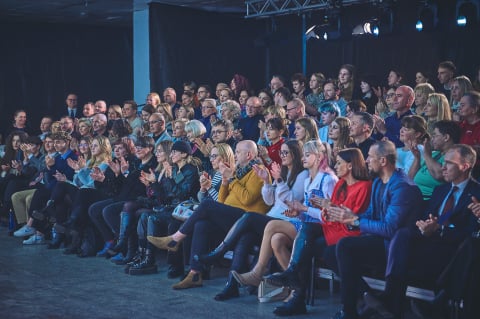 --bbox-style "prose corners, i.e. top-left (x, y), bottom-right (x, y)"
top-left (1, 115), bottom-right (479, 319)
